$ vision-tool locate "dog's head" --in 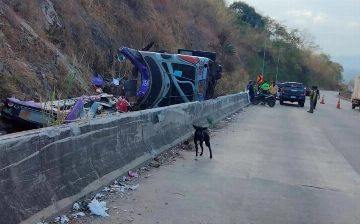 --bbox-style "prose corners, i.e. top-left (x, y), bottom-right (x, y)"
top-left (193, 125), bottom-right (208, 138)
